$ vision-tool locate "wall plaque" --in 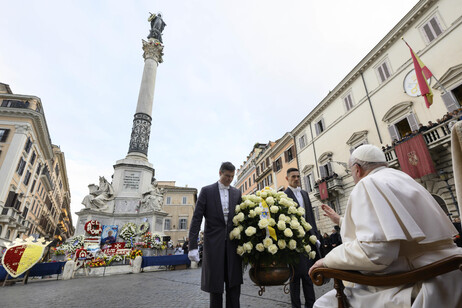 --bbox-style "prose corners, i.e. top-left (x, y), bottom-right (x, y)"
top-left (123, 171), bottom-right (141, 190)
